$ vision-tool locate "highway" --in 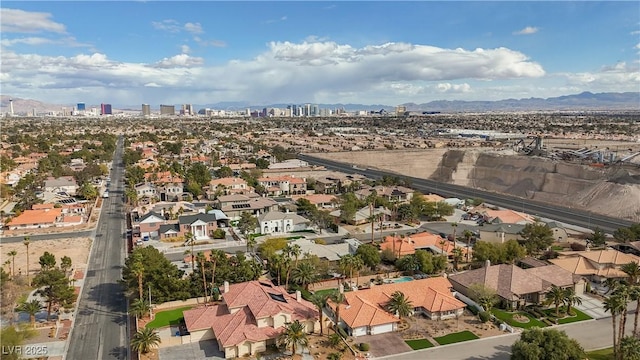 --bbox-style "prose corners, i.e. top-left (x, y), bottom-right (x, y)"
top-left (66, 136), bottom-right (129, 360)
top-left (298, 153), bottom-right (636, 234)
